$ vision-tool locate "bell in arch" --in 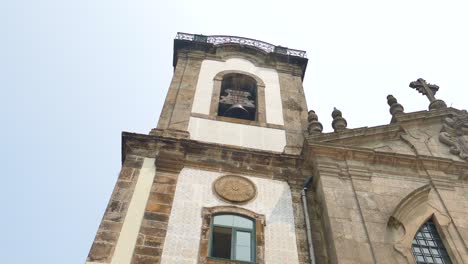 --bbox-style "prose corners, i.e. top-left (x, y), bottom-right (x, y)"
top-left (223, 104), bottom-right (250, 120)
